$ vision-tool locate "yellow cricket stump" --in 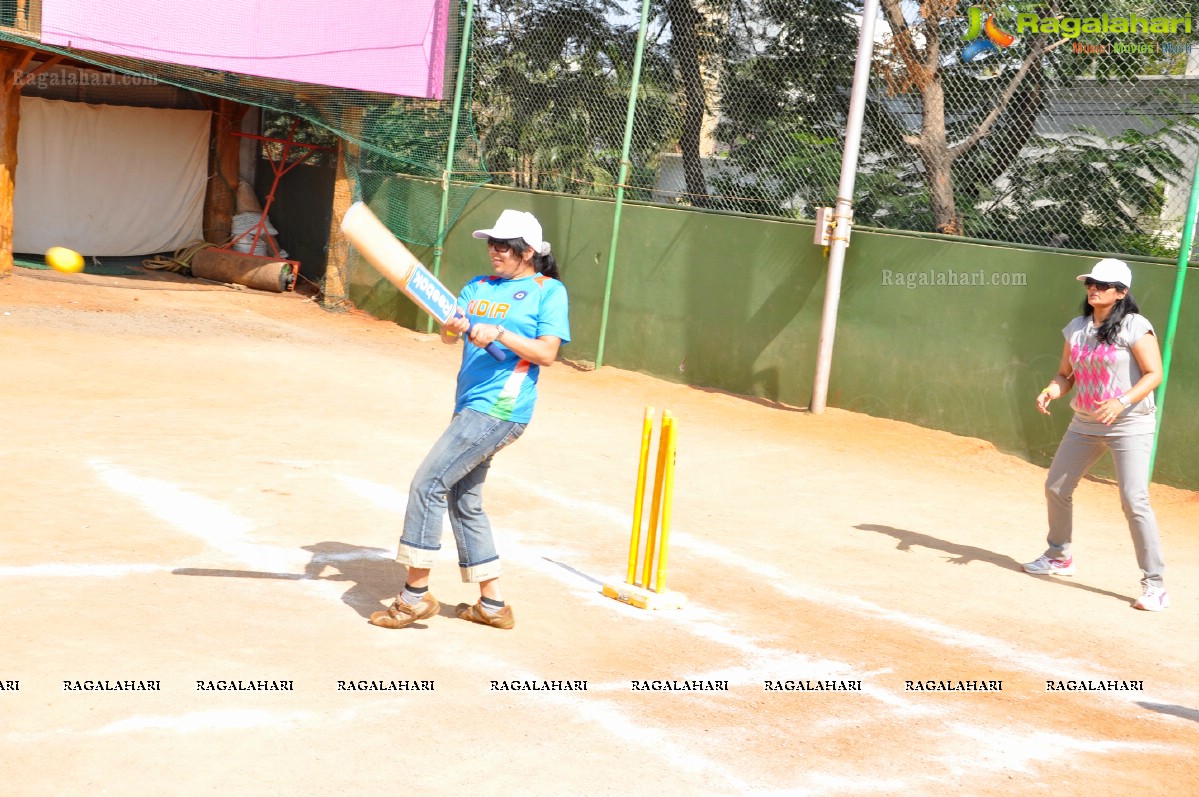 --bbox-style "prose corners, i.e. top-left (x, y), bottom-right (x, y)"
top-left (603, 407), bottom-right (687, 610)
